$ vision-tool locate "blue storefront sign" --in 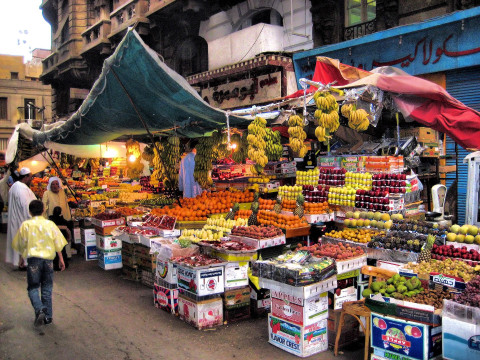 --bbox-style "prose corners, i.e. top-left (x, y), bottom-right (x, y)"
top-left (293, 7), bottom-right (480, 84)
